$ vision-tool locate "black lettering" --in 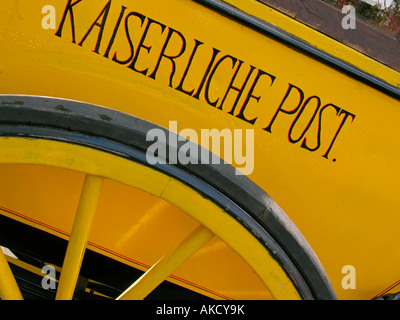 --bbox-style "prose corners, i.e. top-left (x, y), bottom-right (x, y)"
top-left (128, 18), bottom-right (166, 75)
top-left (301, 103), bottom-right (339, 152)
top-left (263, 83), bottom-right (304, 133)
top-left (104, 6), bottom-right (127, 58)
top-left (234, 69), bottom-right (275, 125)
top-left (322, 109), bottom-right (355, 160)
top-left (192, 48), bottom-right (220, 99)
top-left (78, 0), bottom-right (112, 53)
top-left (55, 1), bottom-right (357, 164)
top-left (204, 55), bottom-right (237, 107)
top-left (55, 0), bottom-right (82, 43)
top-left (112, 11), bottom-right (146, 64)
top-left (149, 27), bottom-right (187, 87)
top-left (221, 63), bottom-right (255, 112)
top-left (288, 96), bottom-right (321, 144)
top-left (175, 39), bottom-right (204, 96)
